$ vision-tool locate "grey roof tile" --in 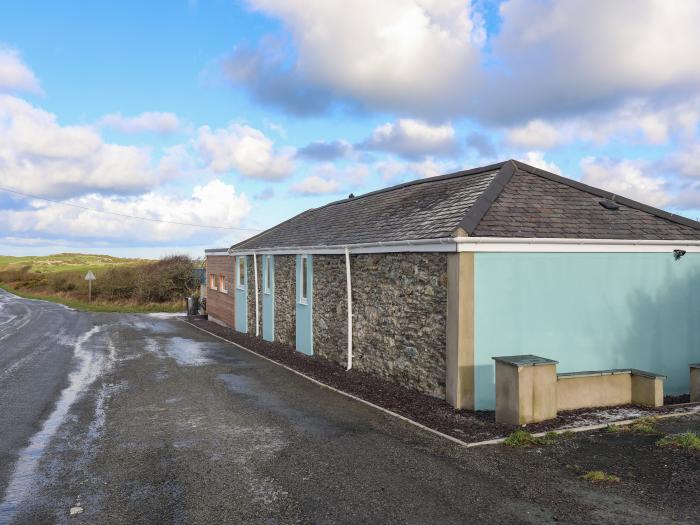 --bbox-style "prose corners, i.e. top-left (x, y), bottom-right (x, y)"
top-left (231, 160), bottom-right (700, 251)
